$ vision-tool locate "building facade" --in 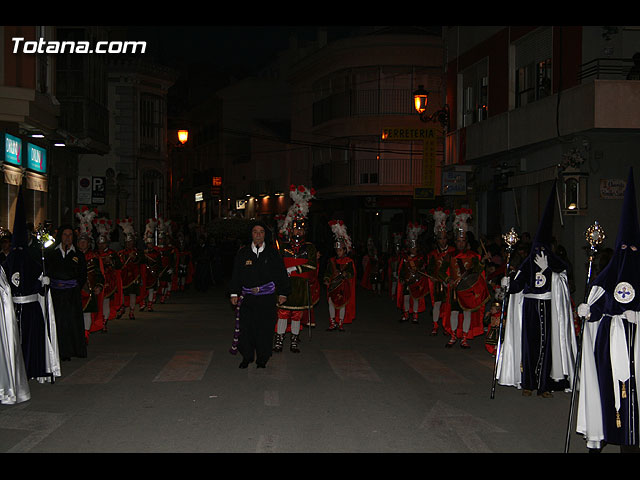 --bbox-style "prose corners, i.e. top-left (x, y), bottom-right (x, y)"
top-left (1, 26), bottom-right (59, 230)
top-left (287, 26), bottom-right (445, 252)
top-left (445, 25), bottom-right (640, 300)
top-left (78, 56), bottom-right (177, 237)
